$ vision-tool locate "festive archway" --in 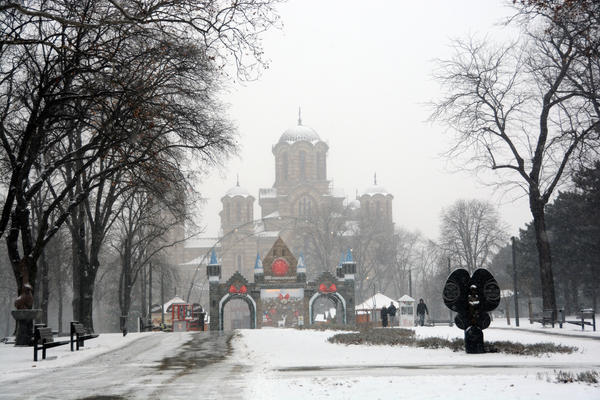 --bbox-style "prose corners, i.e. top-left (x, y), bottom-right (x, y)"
top-left (218, 293), bottom-right (257, 330)
top-left (308, 291), bottom-right (347, 325)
